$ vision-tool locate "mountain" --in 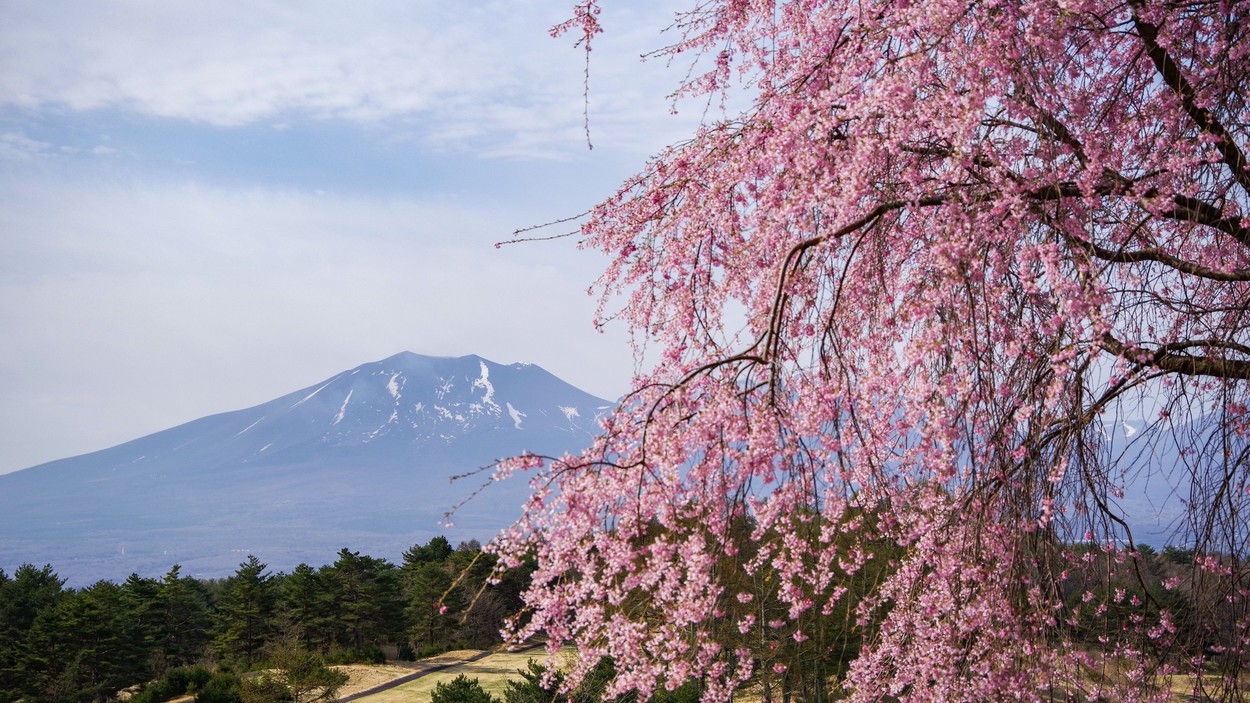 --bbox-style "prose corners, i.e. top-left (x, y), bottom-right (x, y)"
top-left (0, 352), bottom-right (613, 586)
